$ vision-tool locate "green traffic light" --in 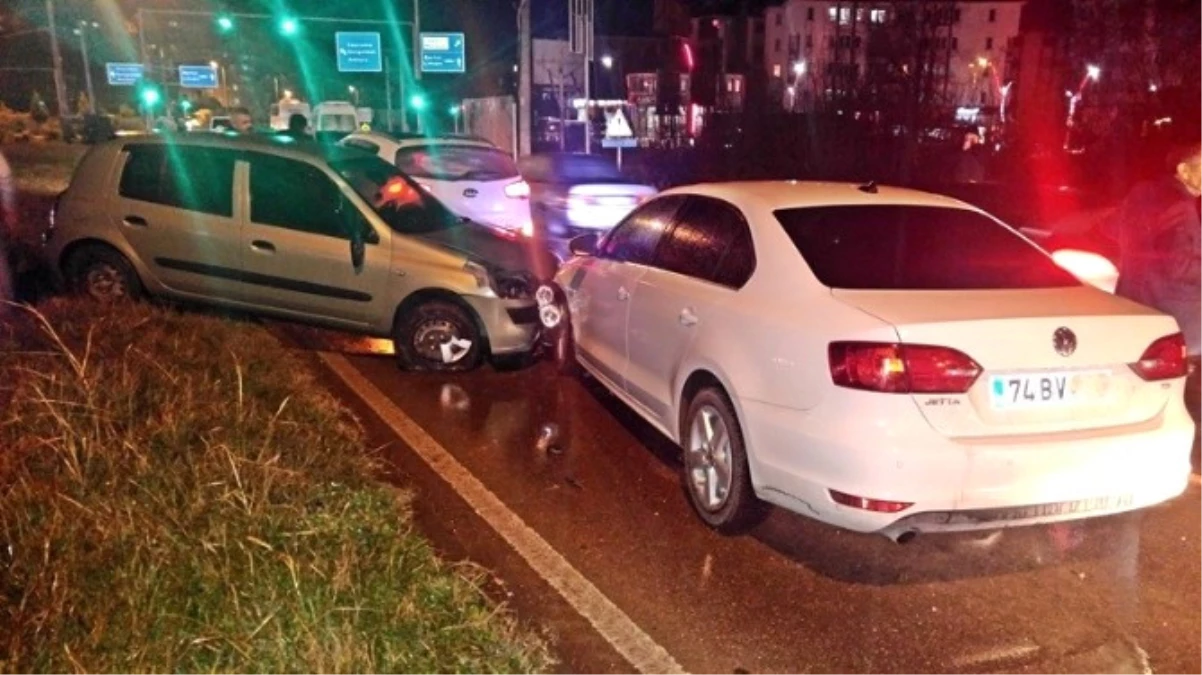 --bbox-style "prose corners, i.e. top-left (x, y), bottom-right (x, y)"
top-left (140, 87), bottom-right (161, 107)
top-left (216, 15), bottom-right (234, 32)
top-left (279, 17), bottom-right (299, 36)
top-left (180, 99), bottom-right (193, 112)
top-left (409, 94), bottom-right (427, 111)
